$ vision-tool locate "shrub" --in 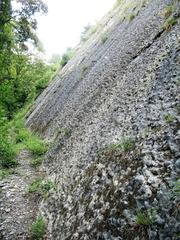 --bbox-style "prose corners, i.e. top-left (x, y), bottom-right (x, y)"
top-left (31, 215), bottom-right (46, 240)
top-left (60, 48), bottom-right (74, 67)
top-left (16, 128), bottom-right (30, 143)
top-left (0, 132), bottom-right (18, 168)
top-left (25, 136), bottom-right (47, 156)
